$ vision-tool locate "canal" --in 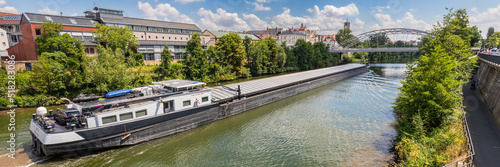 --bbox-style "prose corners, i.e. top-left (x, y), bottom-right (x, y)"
top-left (0, 63), bottom-right (408, 166)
